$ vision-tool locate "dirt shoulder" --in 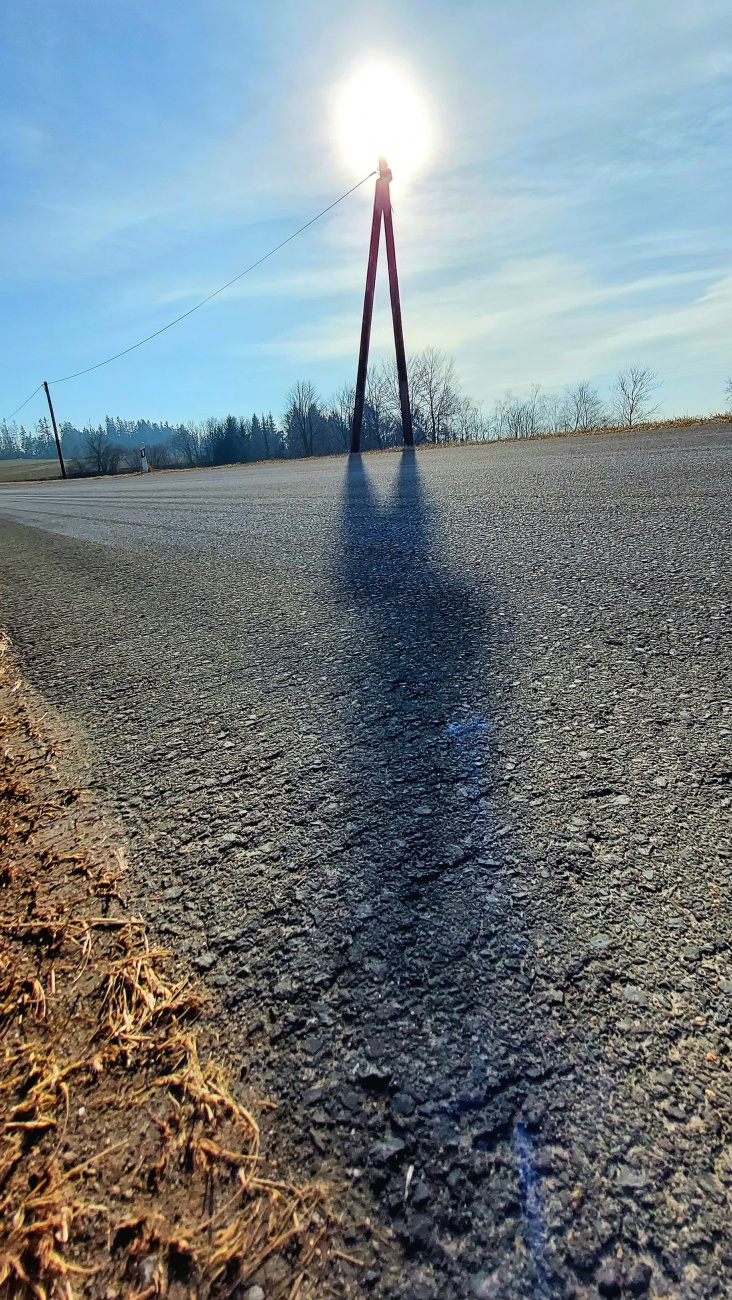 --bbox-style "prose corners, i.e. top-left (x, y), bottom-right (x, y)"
top-left (0, 638), bottom-right (349, 1299)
